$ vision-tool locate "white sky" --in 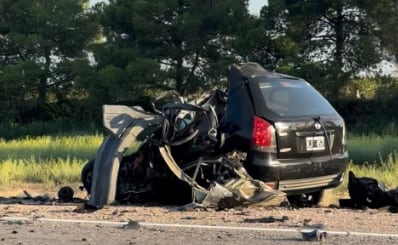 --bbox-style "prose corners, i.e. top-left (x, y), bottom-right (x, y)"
top-left (90, 0), bottom-right (266, 15)
top-left (248, 0), bottom-right (267, 15)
